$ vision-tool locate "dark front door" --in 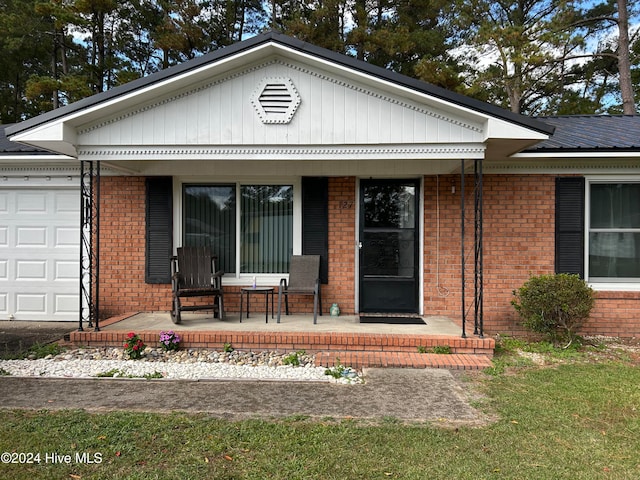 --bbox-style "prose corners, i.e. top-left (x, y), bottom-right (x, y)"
top-left (359, 179), bottom-right (419, 313)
